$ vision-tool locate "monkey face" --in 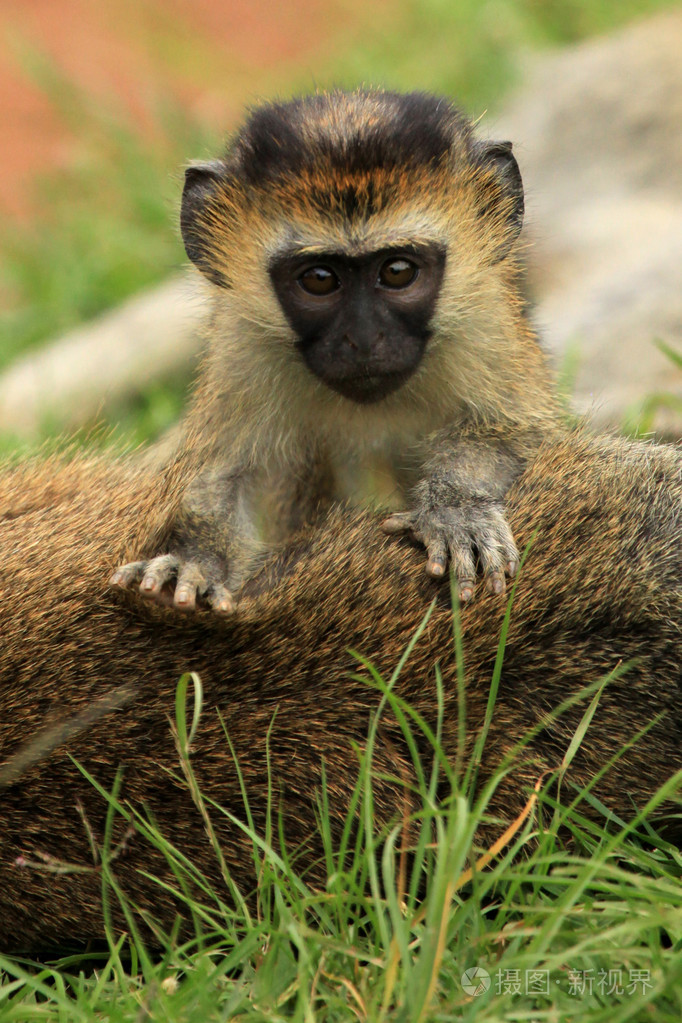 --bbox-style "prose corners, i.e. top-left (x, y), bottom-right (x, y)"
top-left (179, 91), bottom-right (526, 416)
top-left (268, 243), bottom-right (446, 403)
